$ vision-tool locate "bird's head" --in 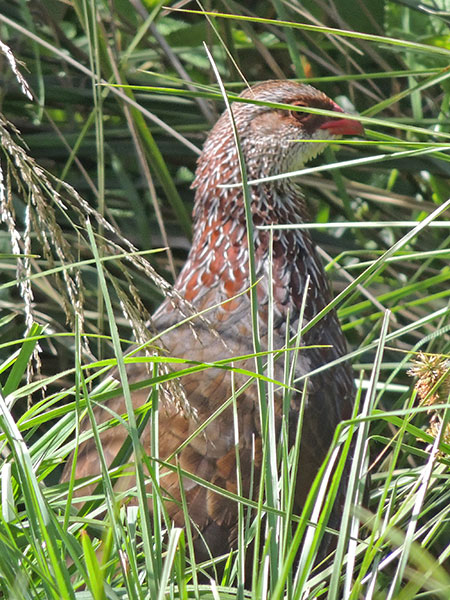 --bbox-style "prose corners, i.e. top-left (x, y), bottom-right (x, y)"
top-left (197, 80), bottom-right (364, 183)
